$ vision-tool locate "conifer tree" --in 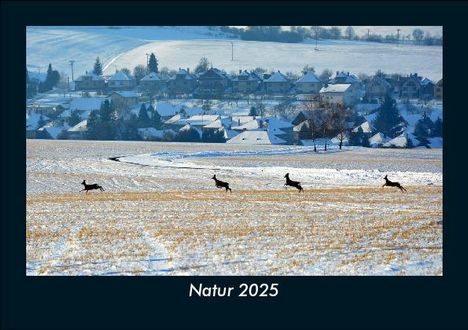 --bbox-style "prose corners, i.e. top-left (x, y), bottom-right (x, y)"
top-left (93, 57), bottom-right (103, 76)
top-left (148, 53), bottom-right (158, 73)
top-left (372, 95), bottom-right (406, 138)
top-left (138, 104), bottom-right (150, 127)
